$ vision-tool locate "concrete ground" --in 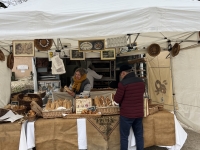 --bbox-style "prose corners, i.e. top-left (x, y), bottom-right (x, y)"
top-left (144, 128), bottom-right (200, 150)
